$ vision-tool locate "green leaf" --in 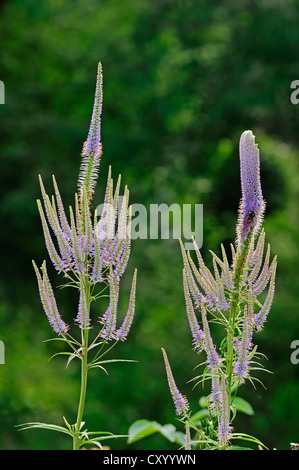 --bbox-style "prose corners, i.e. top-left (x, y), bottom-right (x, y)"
top-left (16, 422), bottom-right (72, 436)
top-left (229, 445), bottom-right (253, 450)
top-left (62, 416), bottom-right (74, 434)
top-left (199, 396), bottom-right (208, 408)
top-left (127, 420), bottom-right (162, 444)
top-left (90, 359), bottom-right (137, 366)
top-left (127, 419), bottom-right (176, 444)
top-left (231, 432), bottom-right (268, 449)
top-left (158, 424), bottom-right (176, 442)
top-left (190, 408), bottom-right (210, 423)
top-left (232, 397), bottom-right (254, 416)
top-left (173, 431), bottom-right (186, 446)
